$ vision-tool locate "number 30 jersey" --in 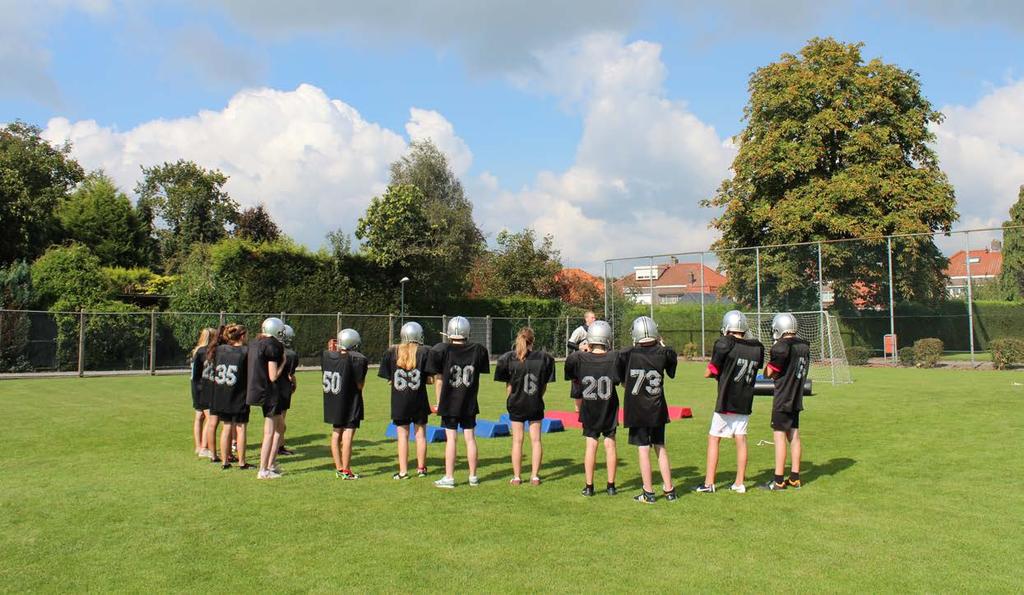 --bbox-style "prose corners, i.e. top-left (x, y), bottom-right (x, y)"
top-left (425, 342), bottom-right (490, 418)
top-left (564, 350), bottom-right (620, 433)
top-left (617, 344), bottom-right (678, 427)
top-left (378, 345), bottom-right (432, 422)
top-left (708, 335), bottom-right (765, 415)
top-left (768, 336), bottom-right (810, 414)
top-left (210, 345), bottom-right (248, 415)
